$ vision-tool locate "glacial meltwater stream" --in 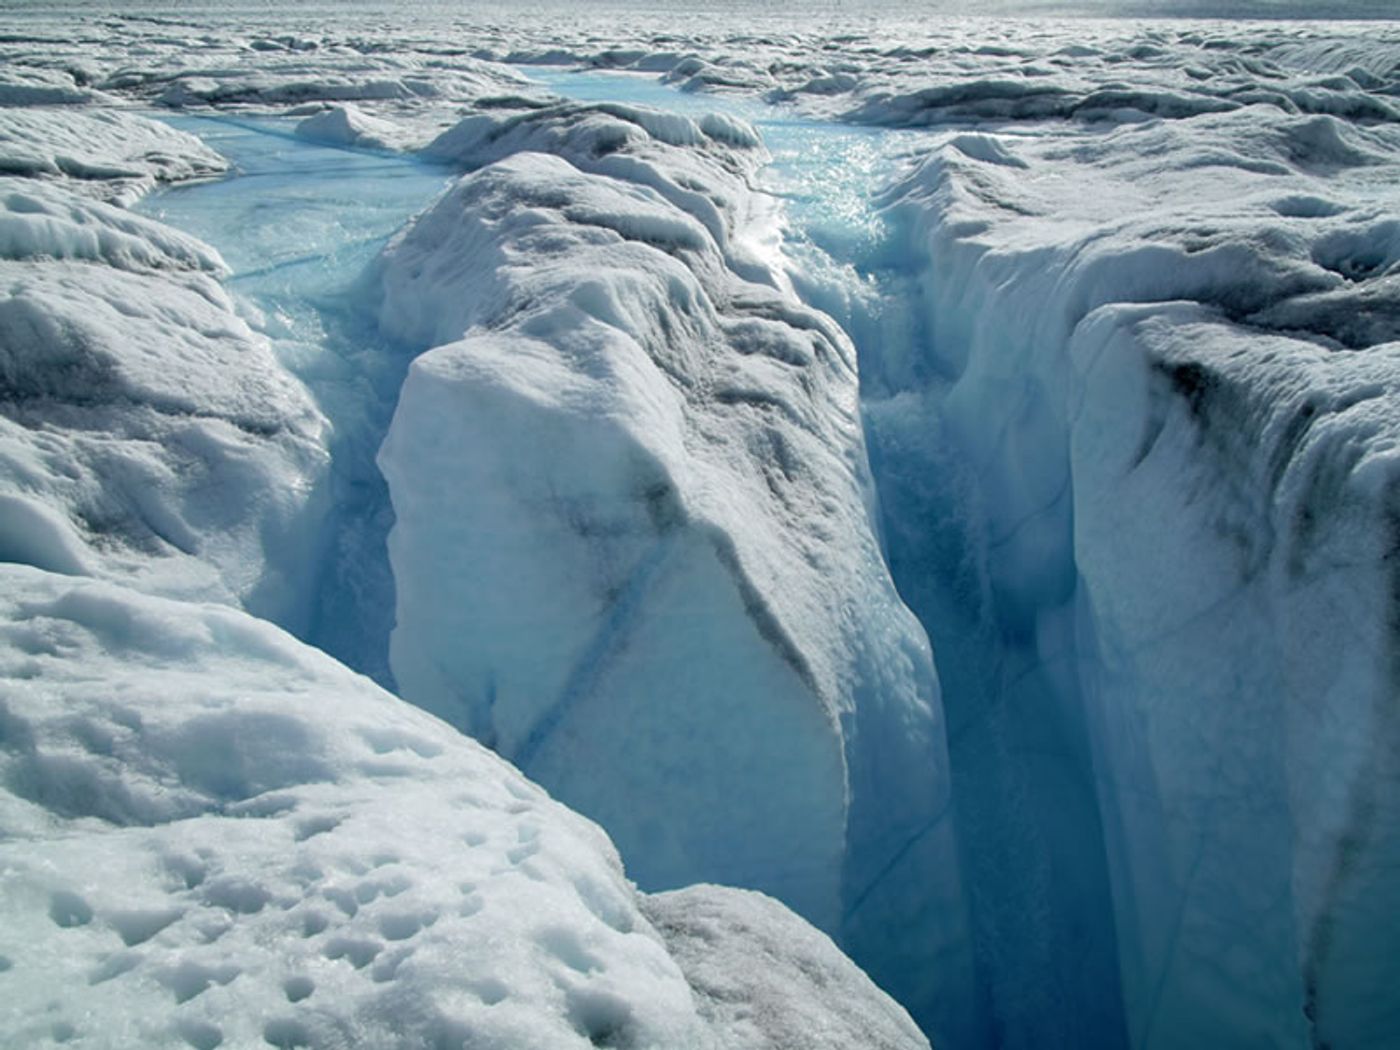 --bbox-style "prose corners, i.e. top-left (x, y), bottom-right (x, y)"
top-left (519, 70), bottom-right (1127, 1050)
top-left (137, 114), bottom-right (452, 687)
top-left (139, 77), bottom-right (1125, 1049)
